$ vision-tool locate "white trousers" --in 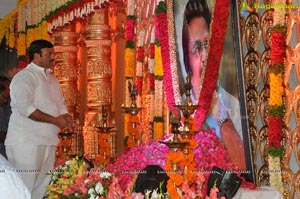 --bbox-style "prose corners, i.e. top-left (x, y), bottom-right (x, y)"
top-left (6, 145), bottom-right (56, 199)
